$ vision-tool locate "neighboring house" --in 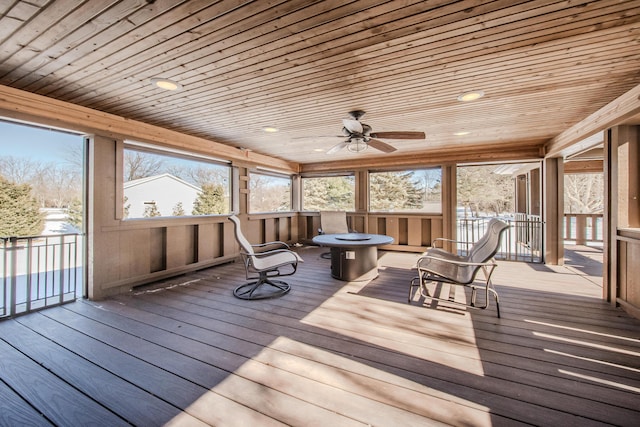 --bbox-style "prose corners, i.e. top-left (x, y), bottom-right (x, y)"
top-left (124, 174), bottom-right (201, 218)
